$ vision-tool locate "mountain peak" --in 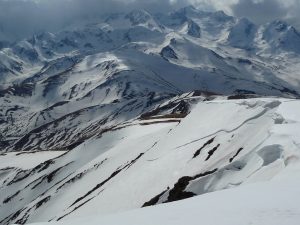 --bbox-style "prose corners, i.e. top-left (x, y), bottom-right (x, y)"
top-left (262, 19), bottom-right (300, 53)
top-left (227, 17), bottom-right (257, 49)
top-left (125, 9), bottom-right (153, 26)
top-left (211, 10), bottom-right (233, 22)
top-left (172, 5), bottom-right (210, 19)
top-left (186, 19), bottom-right (201, 38)
top-left (269, 20), bottom-right (289, 32)
top-left (181, 5), bottom-right (197, 13)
